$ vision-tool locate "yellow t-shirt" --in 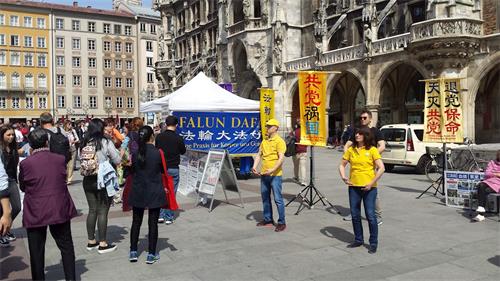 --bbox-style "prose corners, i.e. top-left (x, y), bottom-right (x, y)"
top-left (342, 146), bottom-right (381, 187)
top-left (259, 134), bottom-right (286, 176)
